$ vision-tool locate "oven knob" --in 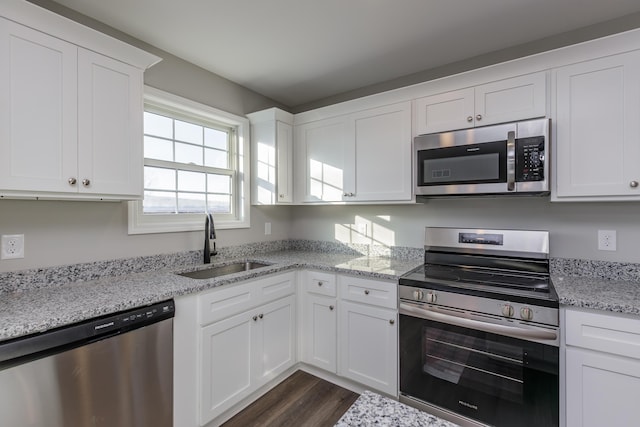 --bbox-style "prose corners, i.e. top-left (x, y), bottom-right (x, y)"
top-left (426, 291), bottom-right (437, 304)
top-left (501, 304), bottom-right (514, 318)
top-left (520, 307), bottom-right (534, 321)
top-left (413, 290), bottom-right (424, 301)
